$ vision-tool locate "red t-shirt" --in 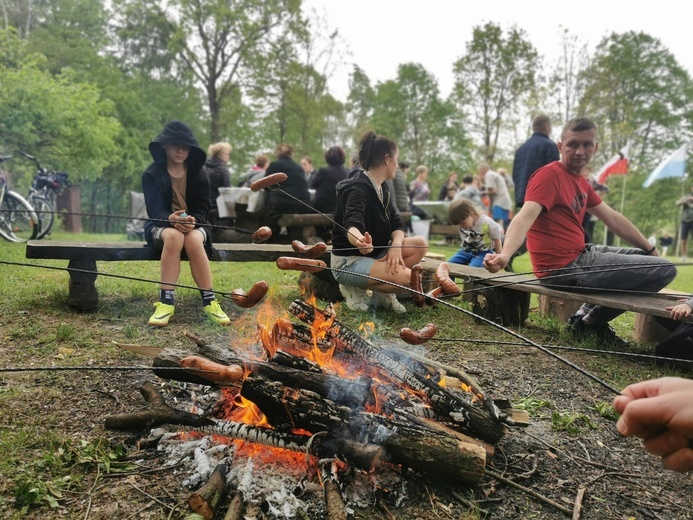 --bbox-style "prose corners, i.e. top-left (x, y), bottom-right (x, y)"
top-left (524, 161), bottom-right (602, 277)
